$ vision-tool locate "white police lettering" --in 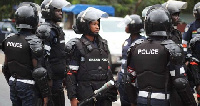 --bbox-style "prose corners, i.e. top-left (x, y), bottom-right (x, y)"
top-left (102, 58), bottom-right (108, 61)
top-left (138, 49), bottom-right (158, 54)
top-left (7, 42), bottom-right (22, 48)
top-left (89, 58), bottom-right (100, 61)
top-left (89, 58), bottom-right (108, 61)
